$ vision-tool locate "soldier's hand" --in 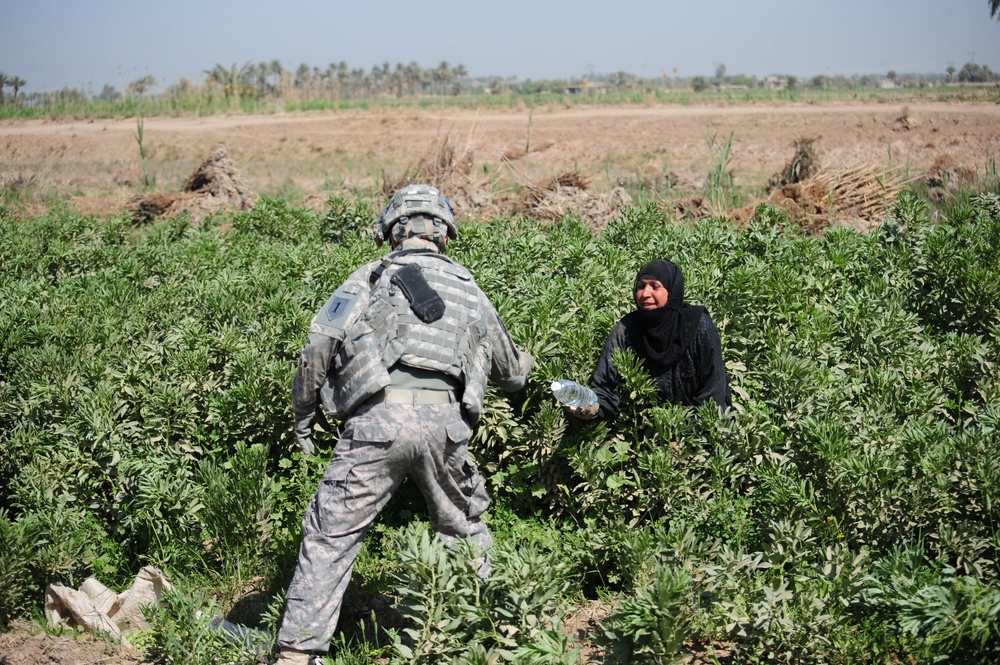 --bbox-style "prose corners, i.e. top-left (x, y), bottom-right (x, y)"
top-left (294, 412), bottom-right (317, 455)
top-left (297, 435), bottom-right (317, 456)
